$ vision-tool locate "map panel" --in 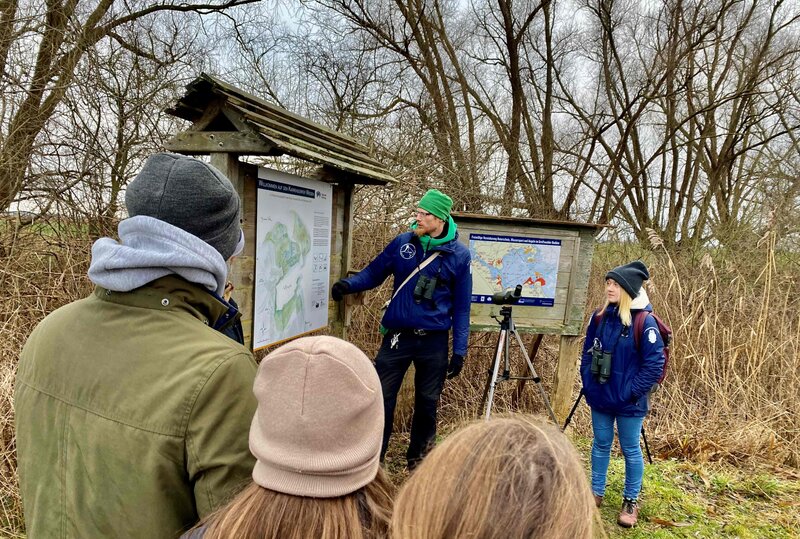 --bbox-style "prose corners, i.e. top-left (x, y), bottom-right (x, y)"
top-left (469, 233), bottom-right (561, 307)
top-left (253, 168), bottom-right (332, 350)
